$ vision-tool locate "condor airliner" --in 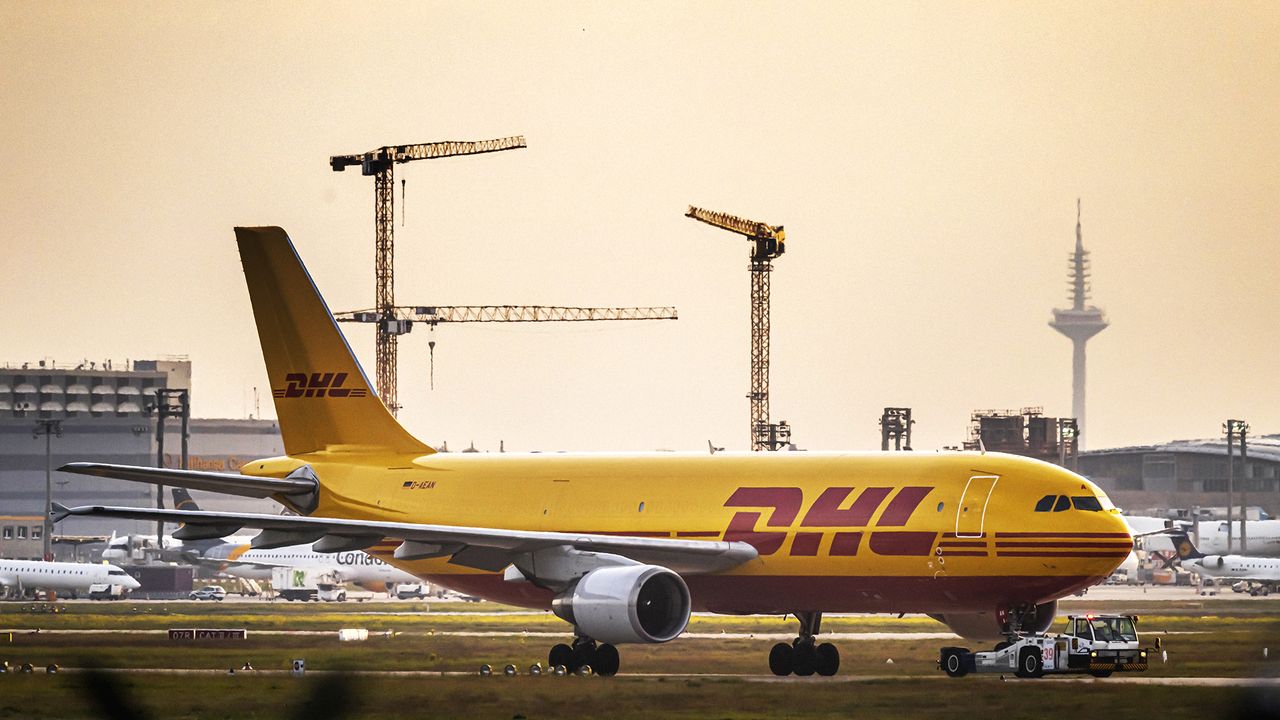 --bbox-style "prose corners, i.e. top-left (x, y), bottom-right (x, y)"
top-left (166, 490), bottom-right (420, 588)
top-left (55, 227), bottom-right (1133, 676)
